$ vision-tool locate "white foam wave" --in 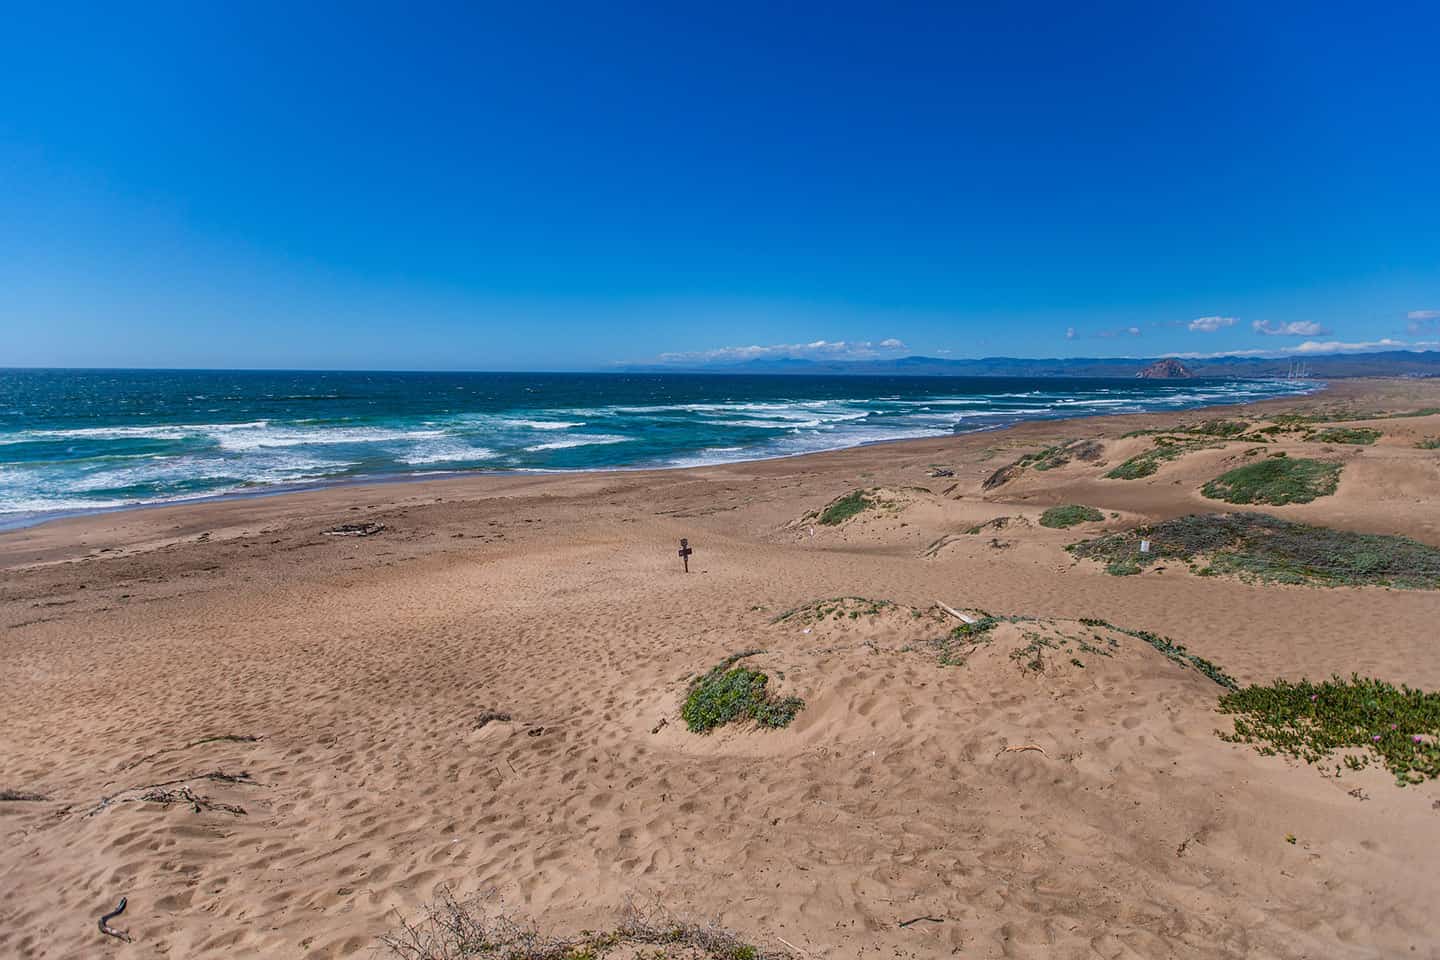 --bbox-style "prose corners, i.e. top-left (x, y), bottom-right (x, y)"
top-left (501, 419), bottom-right (584, 430)
top-left (397, 444), bottom-right (497, 465)
top-left (524, 435), bottom-right (629, 452)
